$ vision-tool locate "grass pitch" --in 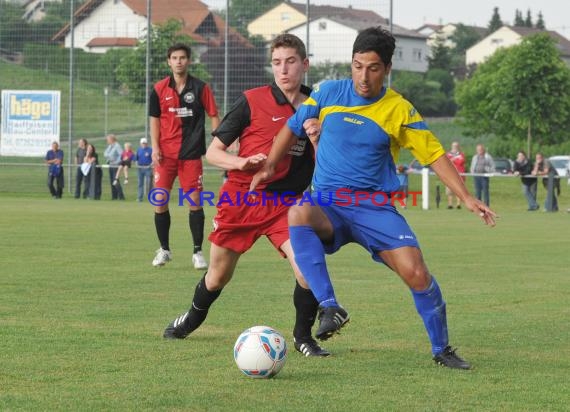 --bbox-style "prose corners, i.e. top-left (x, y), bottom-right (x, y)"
top-left (0, 172), bottom-right (569, 411)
